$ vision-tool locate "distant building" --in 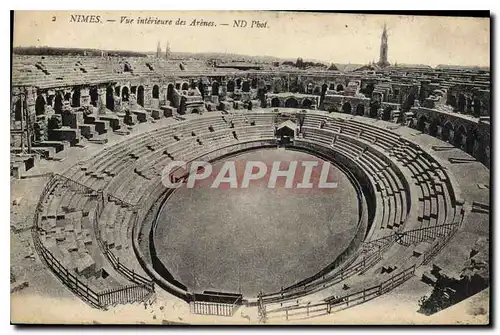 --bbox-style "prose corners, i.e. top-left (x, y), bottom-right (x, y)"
top-left (377, 24), bottom-right (390, 68)
top-left (165, 41), bottom-right (171, 60)
top-left (156, 41), bottom-right (162, 58)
